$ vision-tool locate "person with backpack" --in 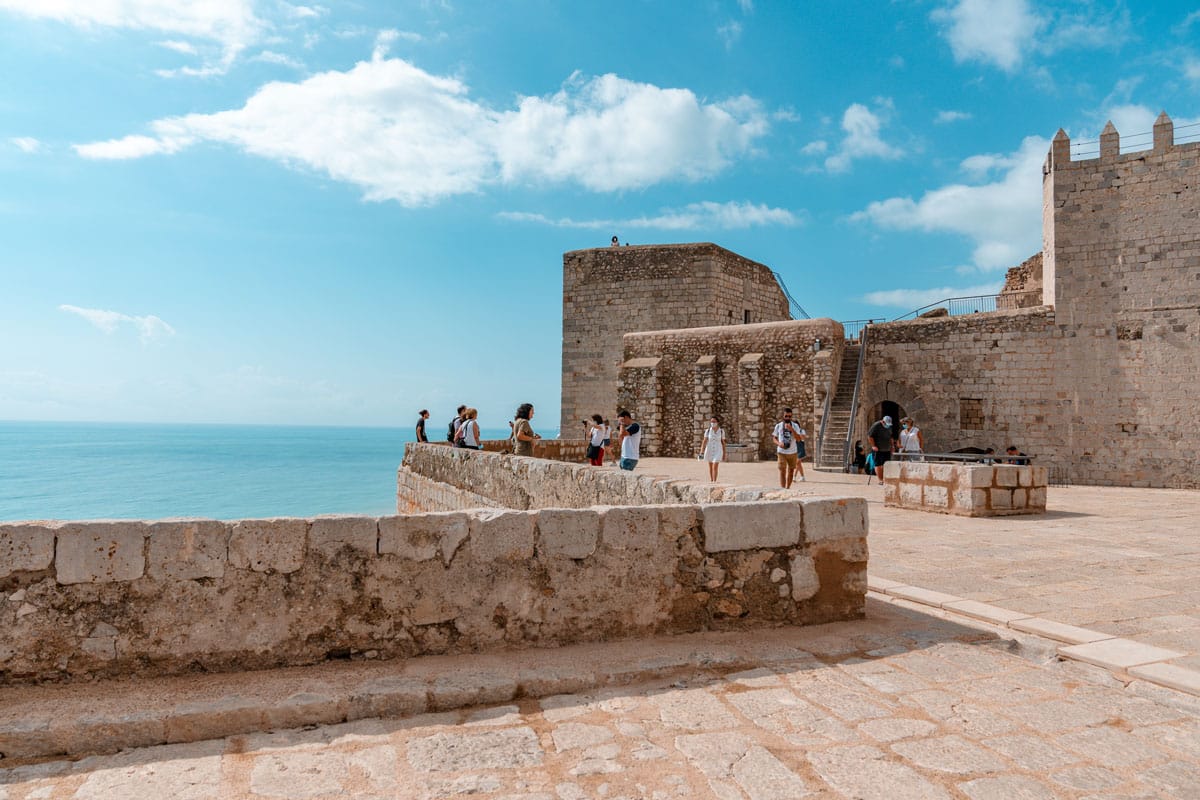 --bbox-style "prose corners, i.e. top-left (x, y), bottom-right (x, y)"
top-left (447, 405), bottom-right (466, 444)
top-left (867, 414), bottom-right (897, 483)
top-left (454, 408), bottom-right (481, 450)
top-left (772, 407), bottom-right (806, 487)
